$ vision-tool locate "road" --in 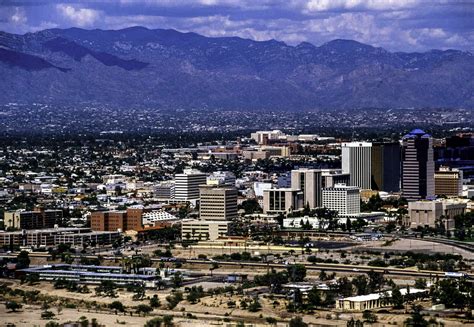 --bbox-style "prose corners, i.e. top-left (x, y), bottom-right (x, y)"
top-left (3, 251), bottom-right (471, 280)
